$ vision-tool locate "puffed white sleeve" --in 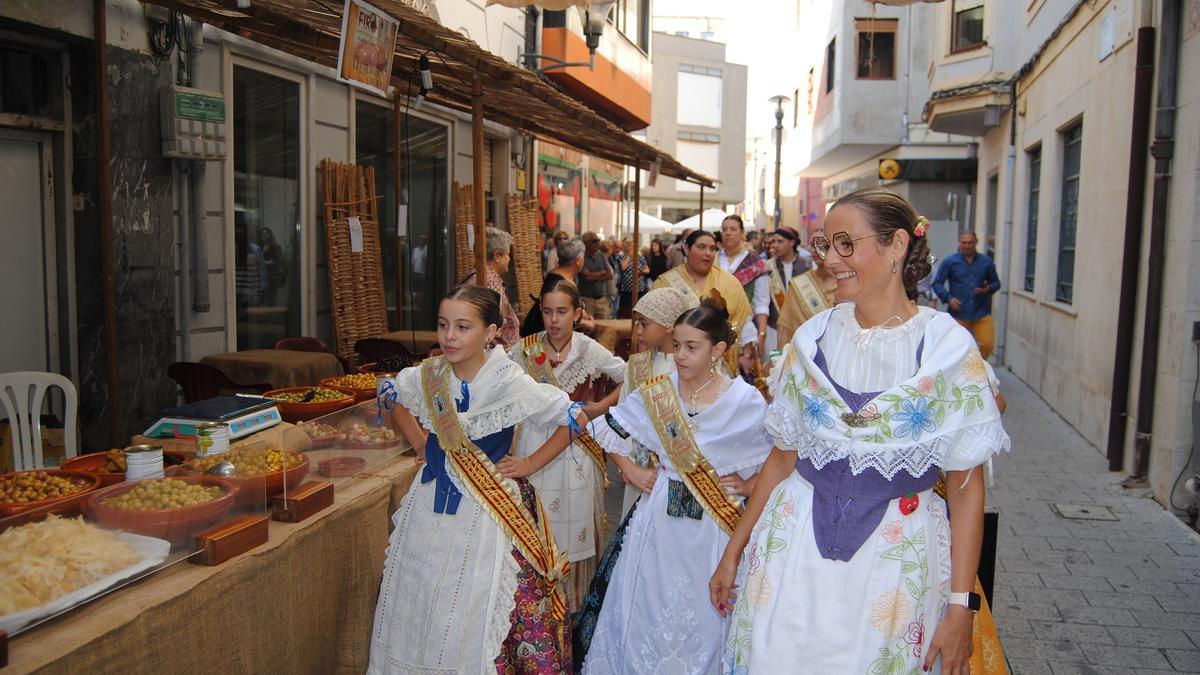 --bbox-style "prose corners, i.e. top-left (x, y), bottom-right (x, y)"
top-left (388, 365), bottom-right (429, 427)
top-left (752, 274), bottom-right (770, 316)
